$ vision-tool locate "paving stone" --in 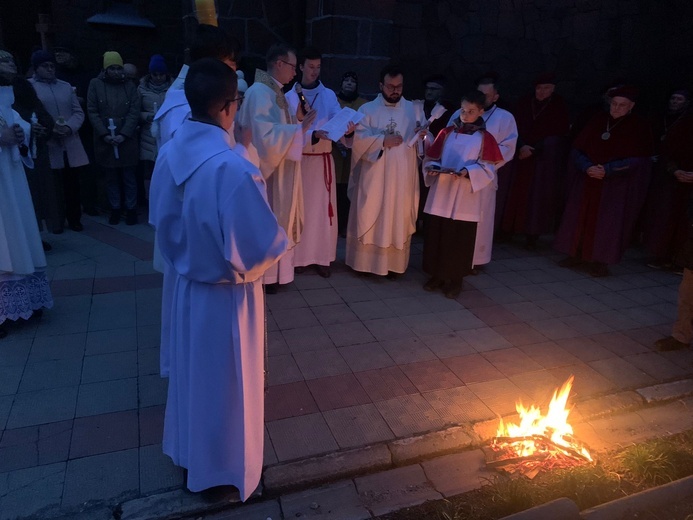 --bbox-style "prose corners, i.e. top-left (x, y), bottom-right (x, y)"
top-left (0, 366), bottom-right (22, 396)
top-left (354, 366), bottom-right (419, 402)
top-left (555, 337), bottom-right (616, 362)
top-left (589, 331), bottom-right (654, 357)
top-left (28, 333), bottom-right (87, 362)
top-left (139, 443), bottom-right (184, 495)
top-left (137, 324), bottom-right (161, 349)
top-left (350, 300), bottom-right (397, 320)
top-left (137, 347), bottom-right (159, 376)
top-left (466, 378), bottom-right (532, 417)
top-left (306, 374), bottom-right (371, 412)
top-left (435, 309), bottom-right (487, 331)
top-left (0, 462), bottom-right (65, 520)
top-left (379, 337), bottom-right (437, 364)
top-left (135, 288), bottom-right (162, 326)
top-left (203, 499), bottom-right (282, 519)
top-left (293, 349), bottom-right (351, 380)
top-left (535, 298), bottom-right (583, 317)
top-left (588, 357), bottom-right (656, 390)
top-left (281, 479), bottom-right (370, 520)
top-left (86, 327), bottom-right (138, 355)
top-left (75, 378), bottom-right (138, 417)
top-left (323, 403), bottom-right (394, 449)
top-left (374, 394), bottom-right (446, 437)
top-left (517, 341), bottom-right (582, 369)
top-left (139, 374), bottom-right (169, 408)
top-left (264, 444), bottom-right (391, 493)
top-left (139, 405), bottom-right (165, 446)
top-left (267, 354), bottom-right (304, 386)
top-left (575, 391), bottom-right (644, 419)
top-left (363, 317), bottom-right (416, 341)
top-left (355, 464), bottom-right (442, 517)
top-left (294, 273), bottom-right (334, 290)
top-left (88, 291), bottom-right (137, 331)
top-left (0, 338), bottom-right (31, 367)
top-left (282, 325), bottom-right (334, 353)
top-left (266, 413), bottom-right (339, 462)
top-left (482, 347), bottom-right (544, 377)
top-left (389, 425), bottom-right (475, 465)
top-left (548, 363), bottom-right (616, 400)
top-left (70, 410), bottom-right (139, 458)
top-left (0, 395), bottom-right (11, 430)
top-left (419, 332), bottom-right (476, 359)
top-left (272, 307), bottom-right (319, 331)
top-left (81, 350), bottom-right (138, 383)
top-left (8, 386), bottom-right (78, 429)
top-left (422, 385), bottom-right (495, 425)
top-left (62, 448), bottom-right (139, 507)
top-left (443, 353), bottom-right (504, 384)
top-left (311, 303), bottom-right (360, 326)
top-left (471, 305), bottom-right (521, 327)
top-left (326, 321), bottom-right (376, 347)
top-left (456, 289), bottom-right (495, 309)
top-left (491, 322), bottom-right (547, 347)
top-left (265, 381), bottom-right (320, 421)
top-left (508, 370), bottom-right (563, 405)
top-left (301, 288), bottom-right (344, 307)
top-left (399, 359), bottom-right (462, 392)
top-left (334, 285), bottom-right (380, 303)
top-left (421, 449), bottom-right (495, 497)
top-left (636, 379), bottom-right (693, 403)
top-left (266, 291), bottom-right (308, 311)
top-left (338, 342), bottom-right (395, 372)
